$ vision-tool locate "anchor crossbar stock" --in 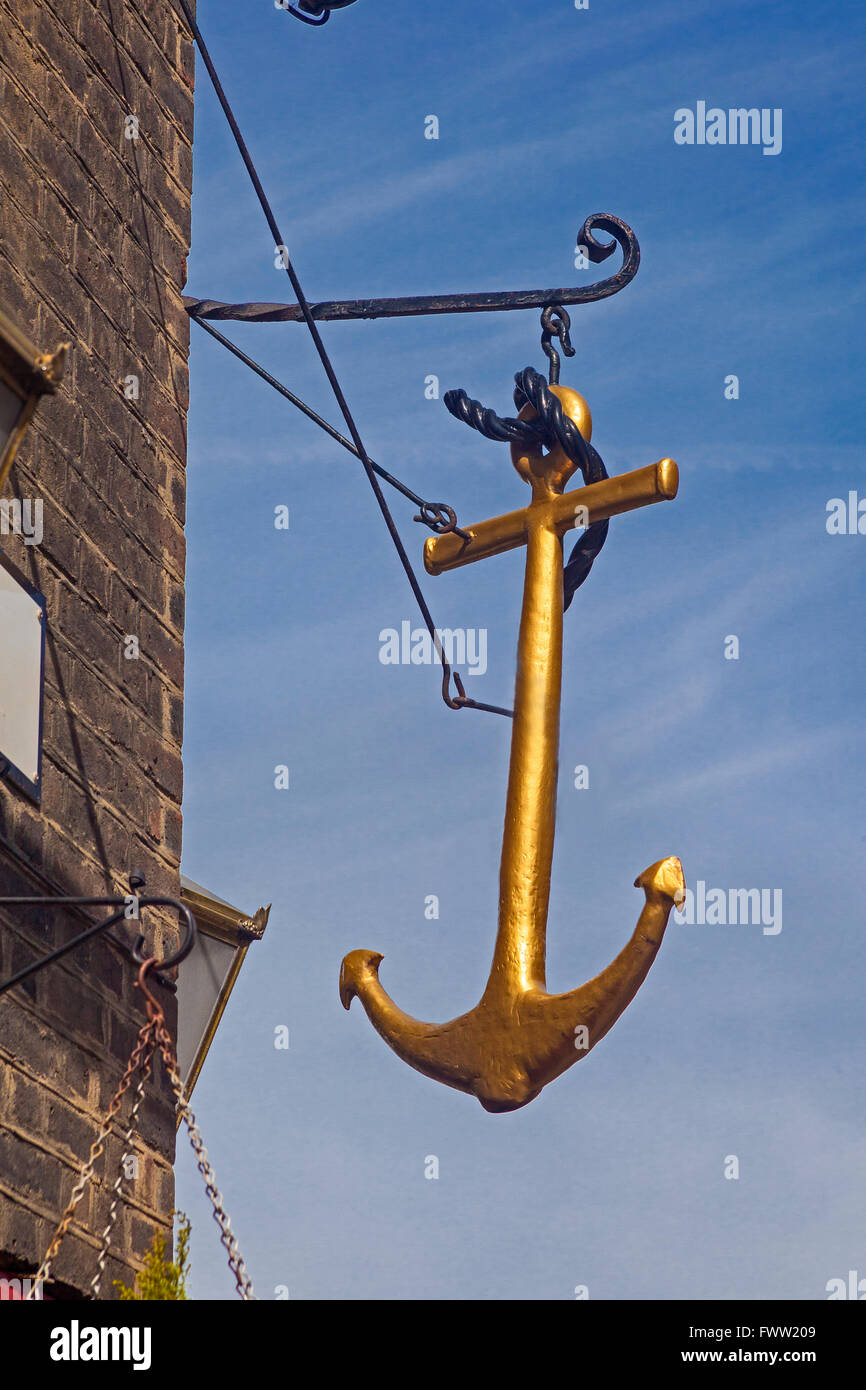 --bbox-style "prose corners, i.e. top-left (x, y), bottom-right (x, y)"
top-left (424, 459), bottom-right (678, 574)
